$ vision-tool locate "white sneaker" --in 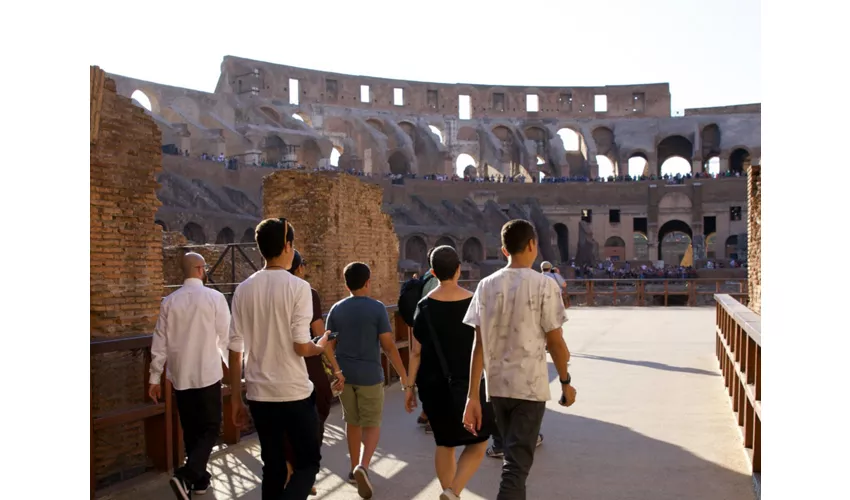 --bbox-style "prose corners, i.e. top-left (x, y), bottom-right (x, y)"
top-left (440, 488), bottom-right (460, 500)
